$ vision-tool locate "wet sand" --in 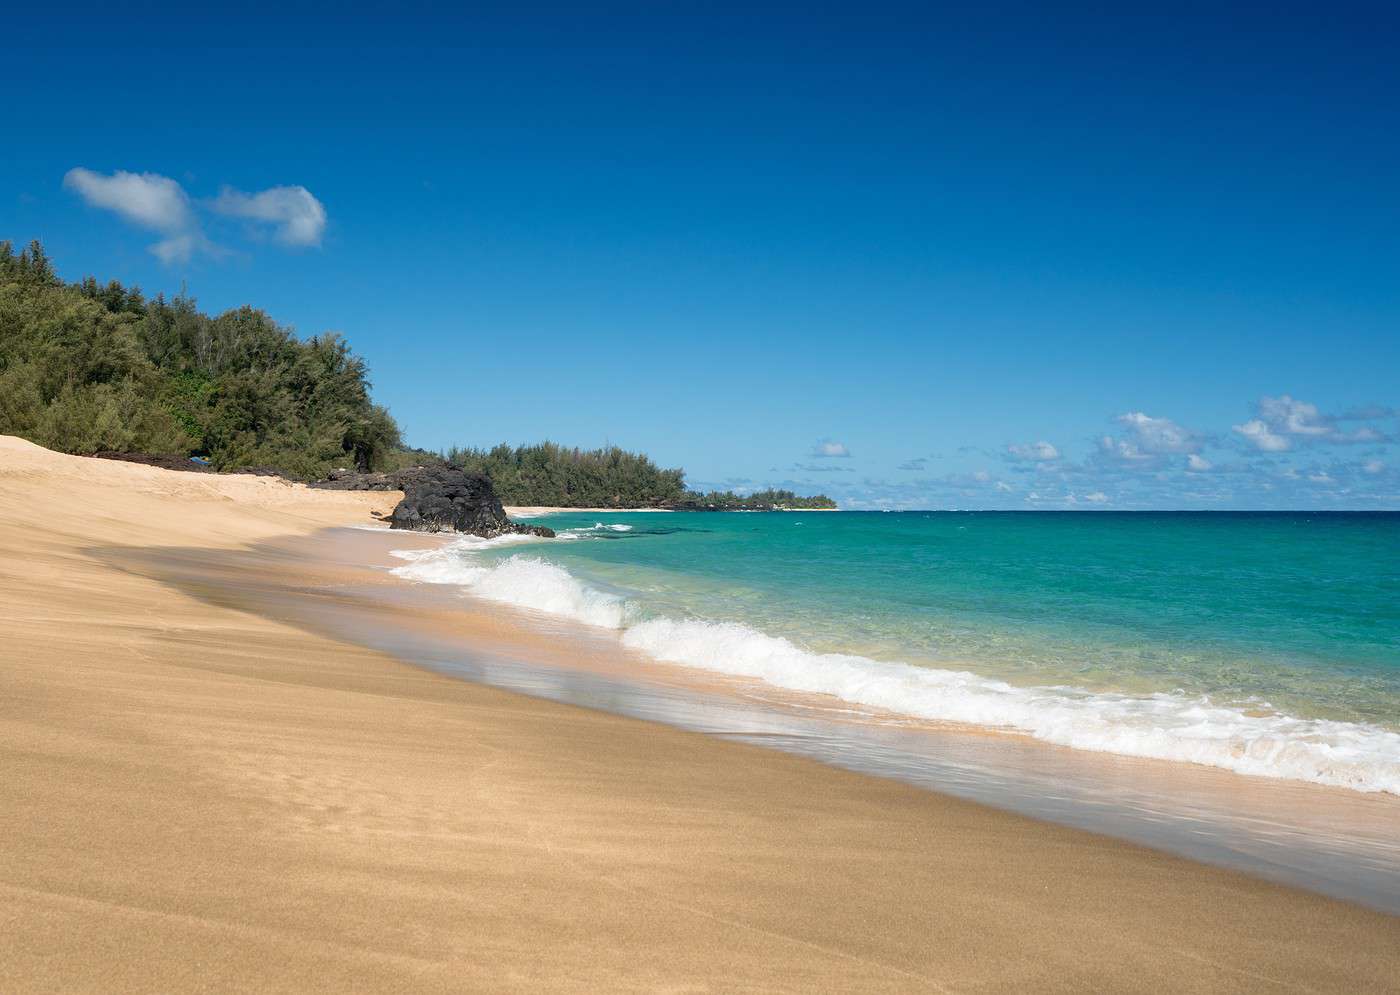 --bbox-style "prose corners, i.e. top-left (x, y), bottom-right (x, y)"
top-left (115, 526), bottom-right (1400, 915)
top-left (3, 436), bottom-right (1398, 992)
